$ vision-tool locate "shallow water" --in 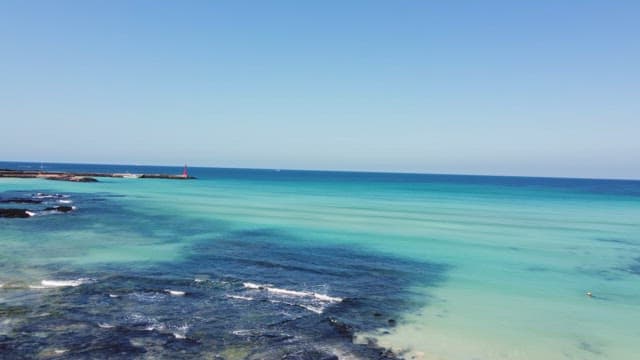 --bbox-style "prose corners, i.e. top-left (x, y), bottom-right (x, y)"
top-left (1, 162), bottom-right (639, 359)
